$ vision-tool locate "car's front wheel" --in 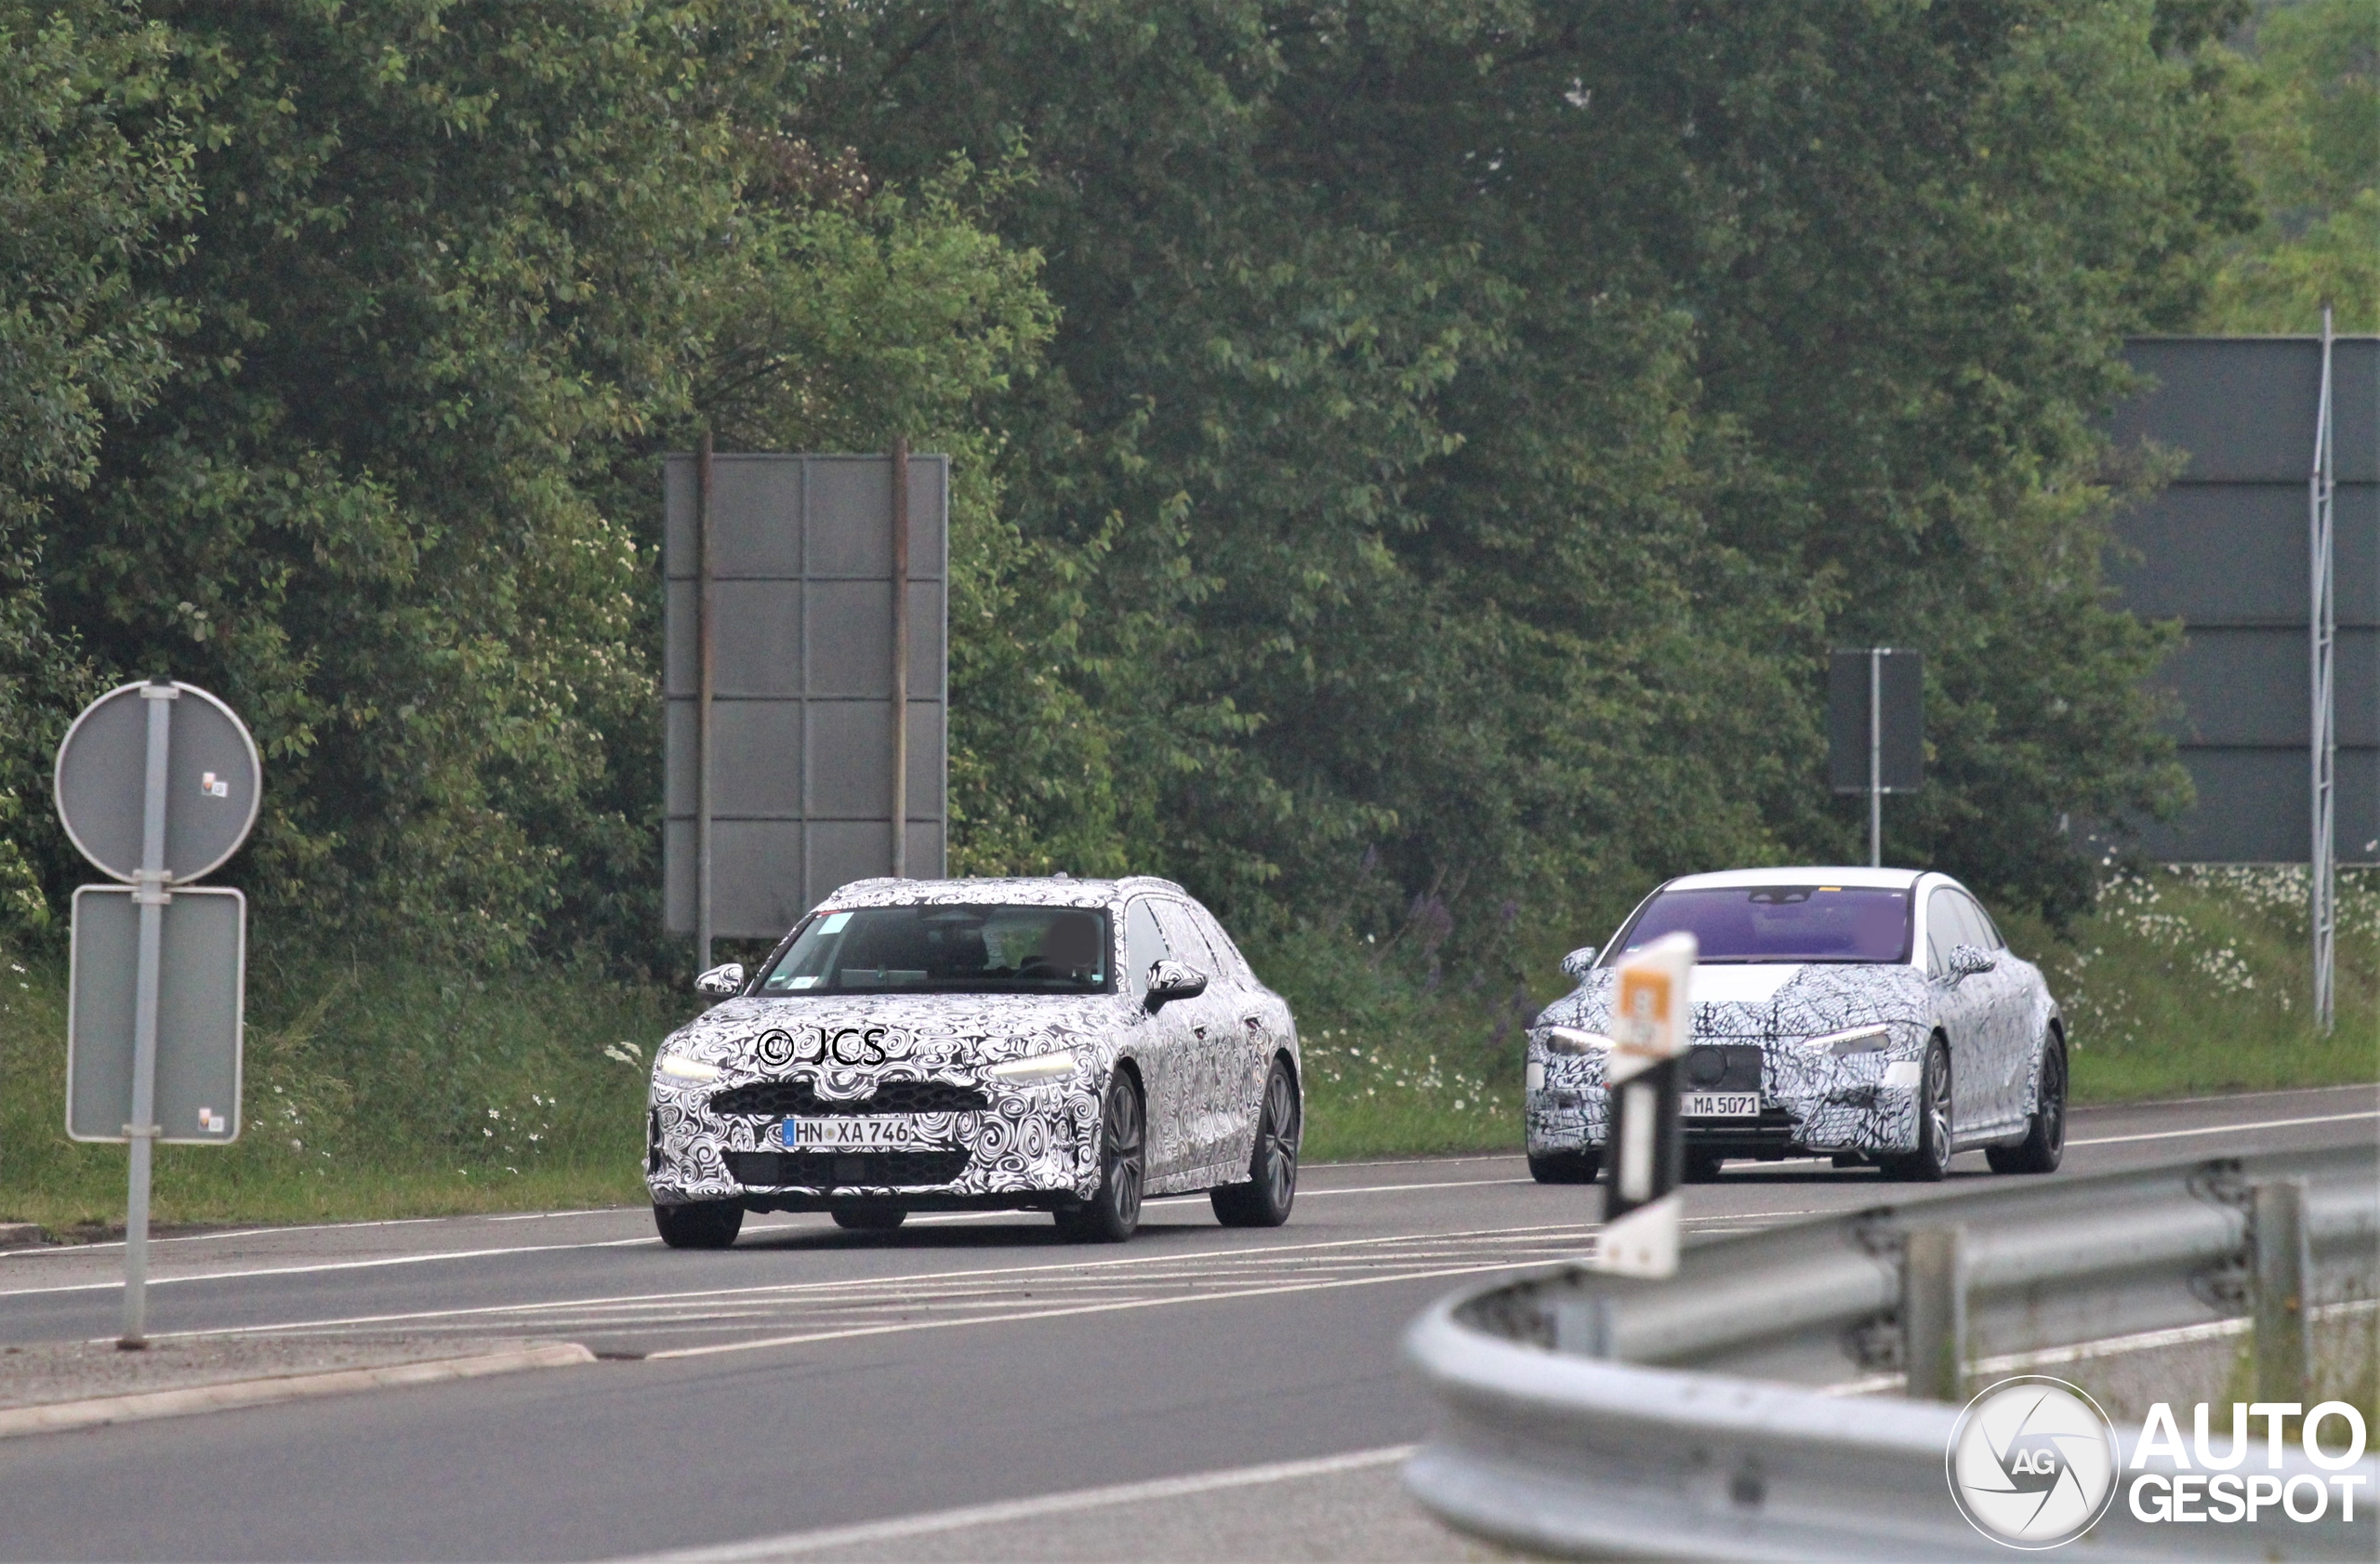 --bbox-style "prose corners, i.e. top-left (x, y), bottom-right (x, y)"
top-left (1056, 1069), bottom-right (1145, 1242)
top-left (654, 1199), bottom-right (744, 1249)
top-left (1883, 1039), bottom-right (1953, 1183)
top-left (1527, 1149), bottom-right (1600, 1185)
top-left (1212, 1057), bottom-right (1301, 1227)
top-left (1987, 1036), bottom-right (2067, 1175)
